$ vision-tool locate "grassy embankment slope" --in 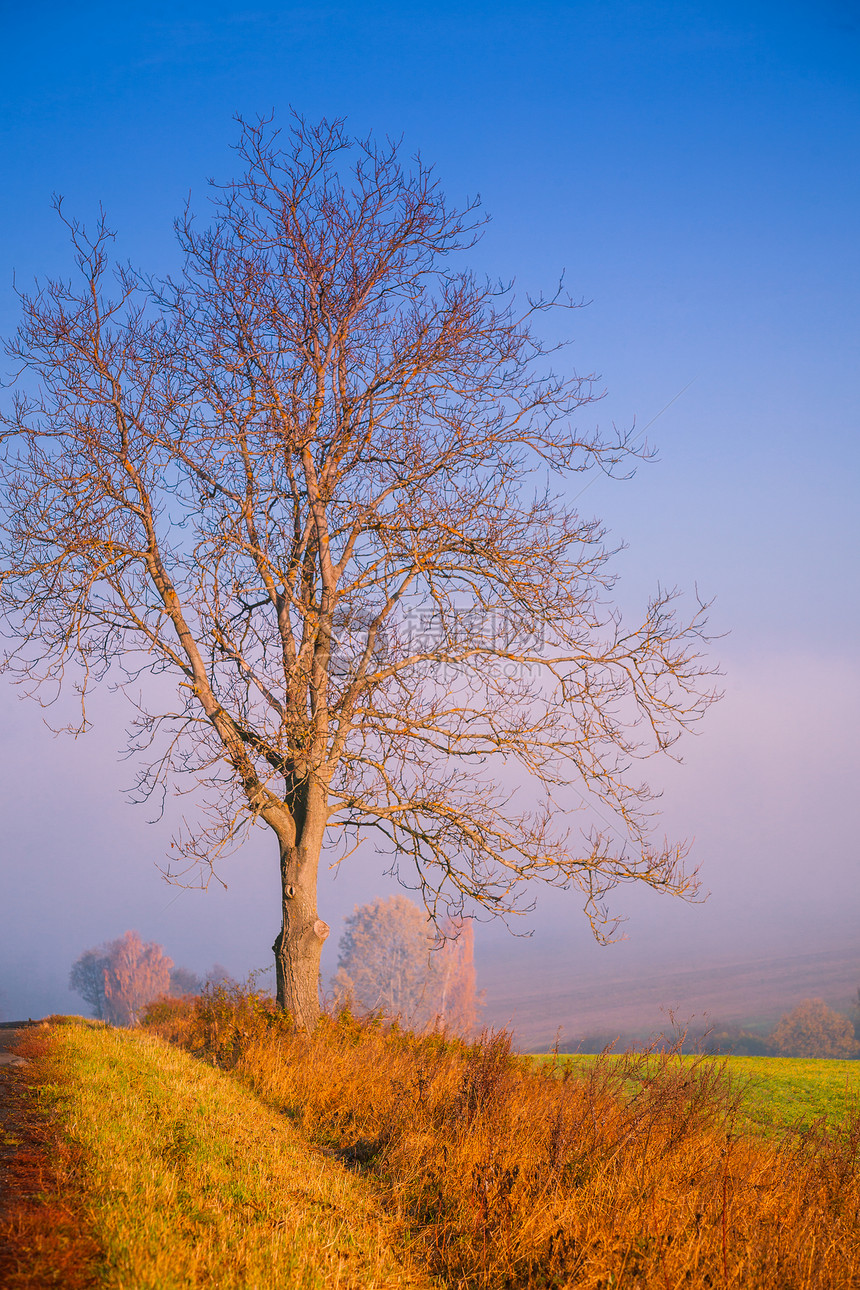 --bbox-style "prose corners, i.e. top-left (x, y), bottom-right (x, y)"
top-left (0, 1020), bottom-right (427, 1290)
top-left (4, 1002), bottom-right (860, 1288)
